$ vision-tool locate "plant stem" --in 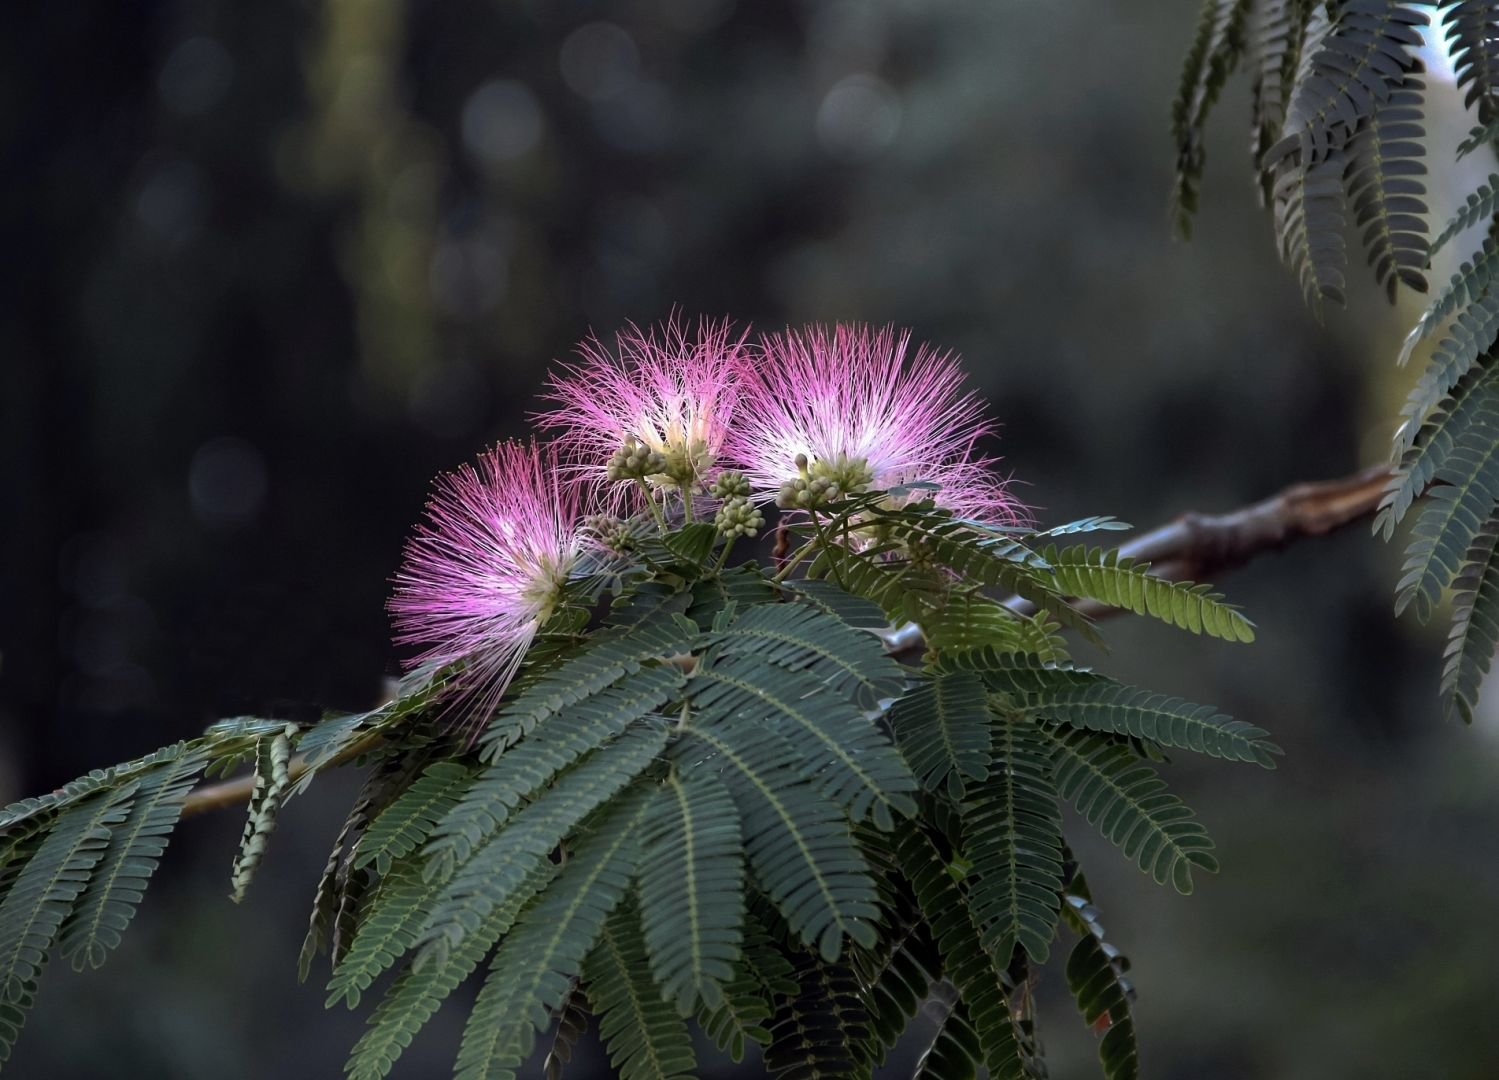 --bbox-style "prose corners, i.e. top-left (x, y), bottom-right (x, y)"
top-left (682, 486), bottom-right (695, 522)
top-left (714, 534), bottom-right (736, 571)
top-left (638, 479), bottom-right (669, 533)
top-left (772, 537), bottom-right (819, 582)
top-left (809, 511), bottom-right (850, 589)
